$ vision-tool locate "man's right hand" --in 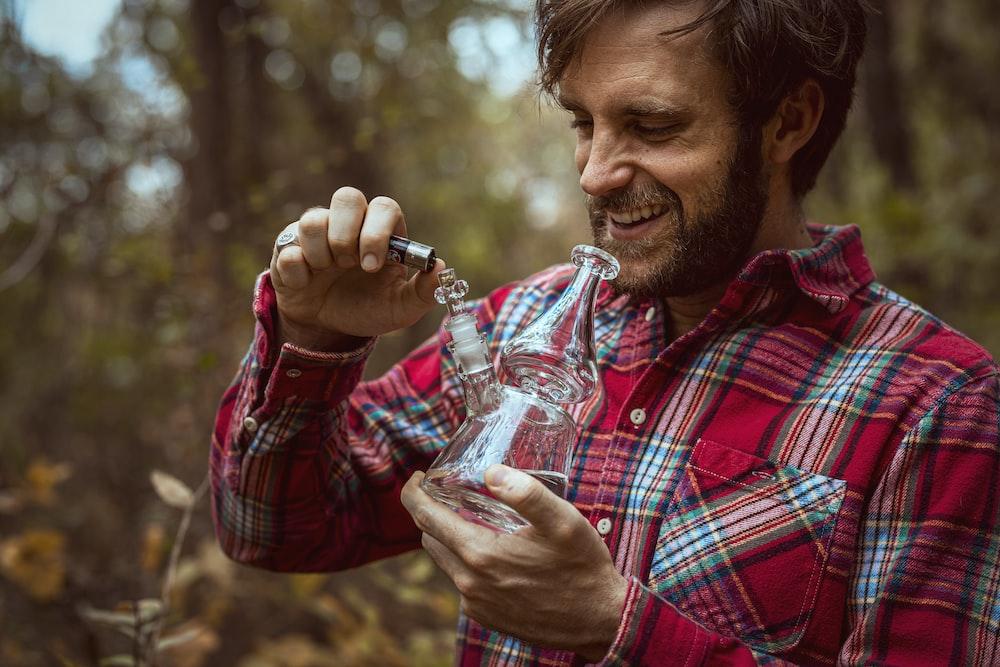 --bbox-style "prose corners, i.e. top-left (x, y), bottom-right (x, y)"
top-left (270, 187), bottom-right (446, 351)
